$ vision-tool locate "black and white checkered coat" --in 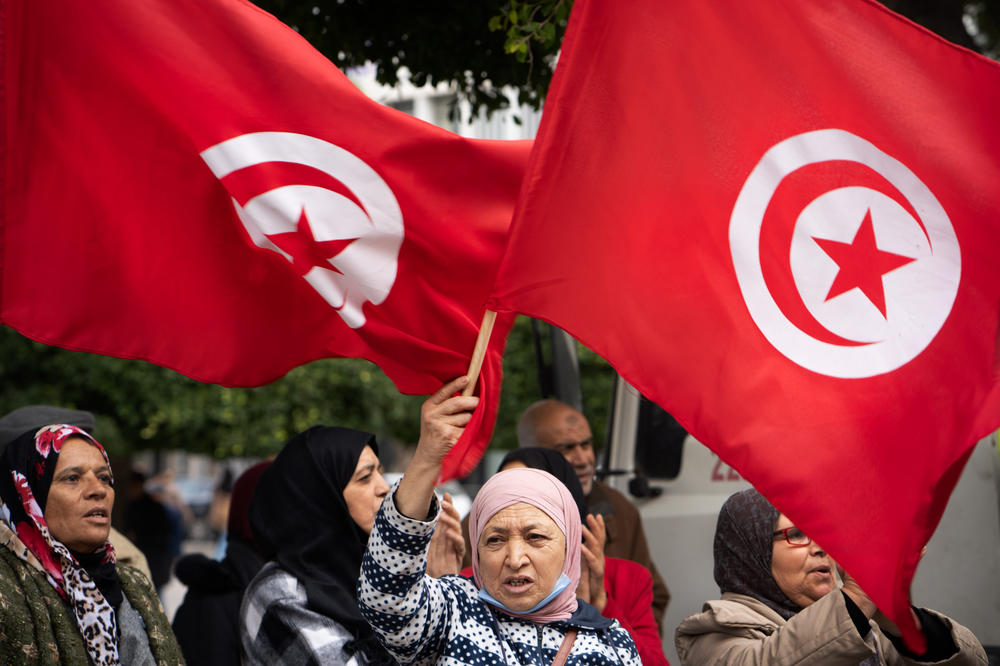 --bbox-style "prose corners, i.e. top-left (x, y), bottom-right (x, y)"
top-left (241, 562), bottom-right (368, 665)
